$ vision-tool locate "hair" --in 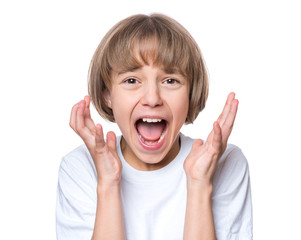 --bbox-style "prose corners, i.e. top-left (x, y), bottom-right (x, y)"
top-left (88, 13), bottom-right (209, 124)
